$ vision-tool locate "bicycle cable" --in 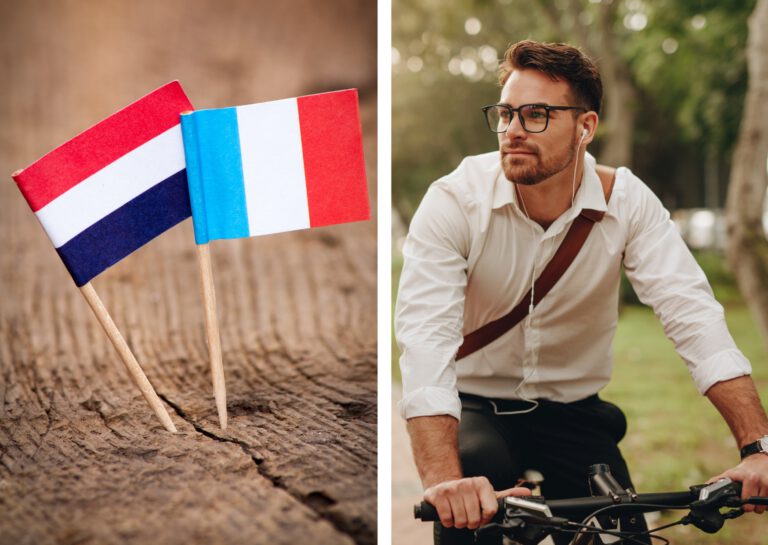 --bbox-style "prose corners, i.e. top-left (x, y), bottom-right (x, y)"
top-left (573, 502), bottom-right (693, 545)
top-left (646, 519), bottom-right (687, 534)
top-left (579, 502), bottom-right (691, 526)
top-left (561, 521), bottom-right (670, 545)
